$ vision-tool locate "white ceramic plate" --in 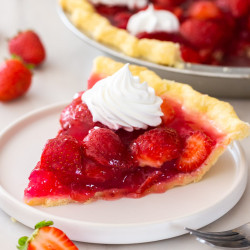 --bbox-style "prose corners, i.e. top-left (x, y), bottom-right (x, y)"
top-left (57, 6), bottom-right (250, 98)
top-left (0, 103), bottom-right (248, 244)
